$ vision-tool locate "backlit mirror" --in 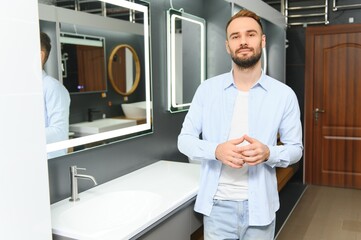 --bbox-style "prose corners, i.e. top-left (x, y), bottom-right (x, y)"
top-left (167, 9), bottom-right (206, 113)
top-left (38, 0), bottom-right (152, 157)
